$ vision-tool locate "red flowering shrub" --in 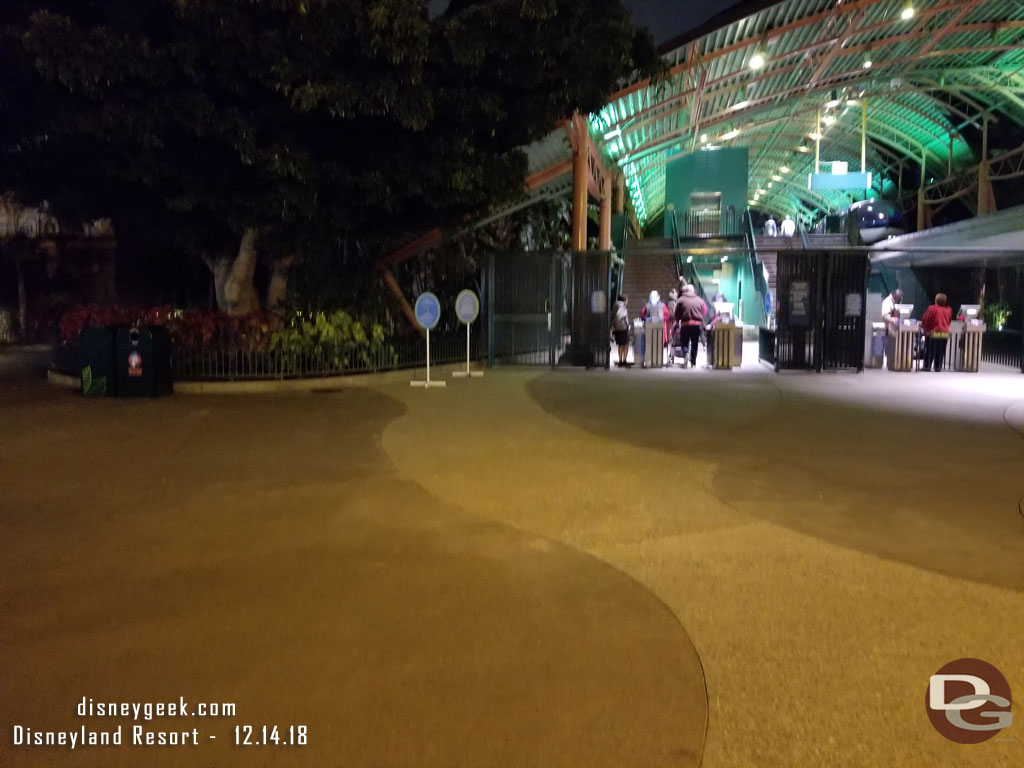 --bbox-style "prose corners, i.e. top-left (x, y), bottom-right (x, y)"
top-left (58, 305), bottom-right (276, 352)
